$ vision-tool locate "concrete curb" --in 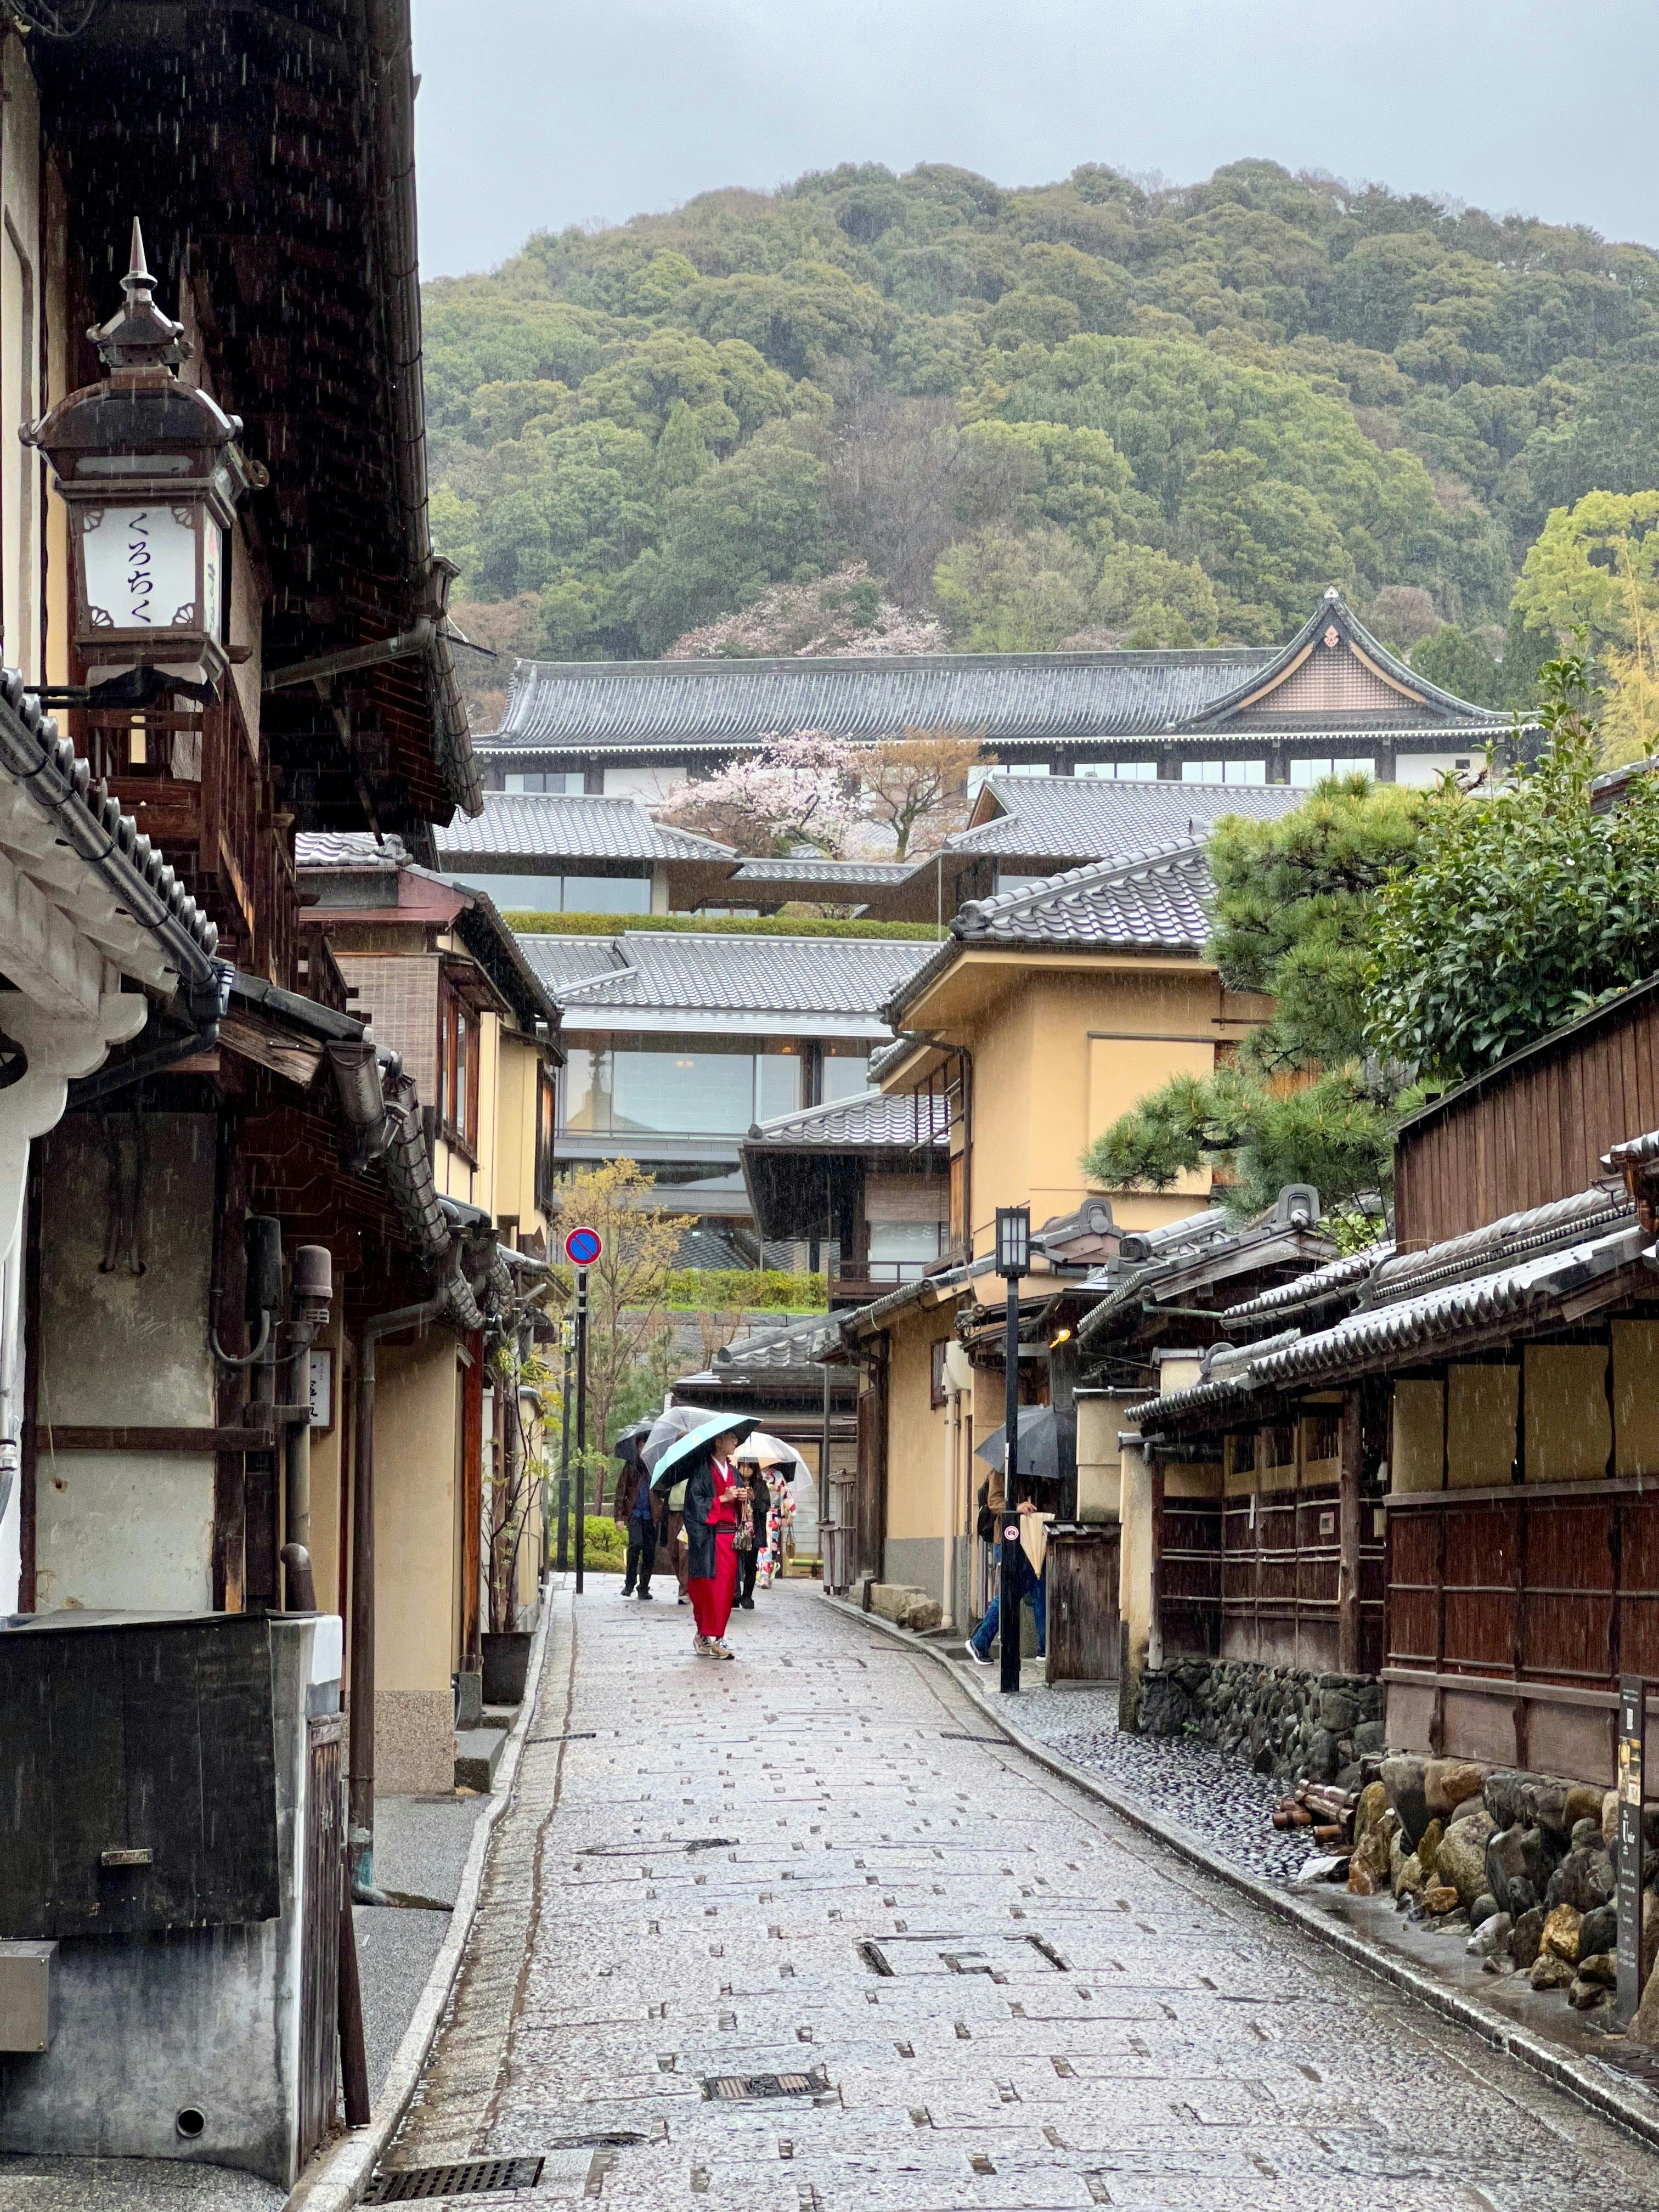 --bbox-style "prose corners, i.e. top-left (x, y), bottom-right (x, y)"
top-left (822, 1589), bottom-right (1659, 2157)
top-left (284, 1585), bottom-right (567, 2212)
